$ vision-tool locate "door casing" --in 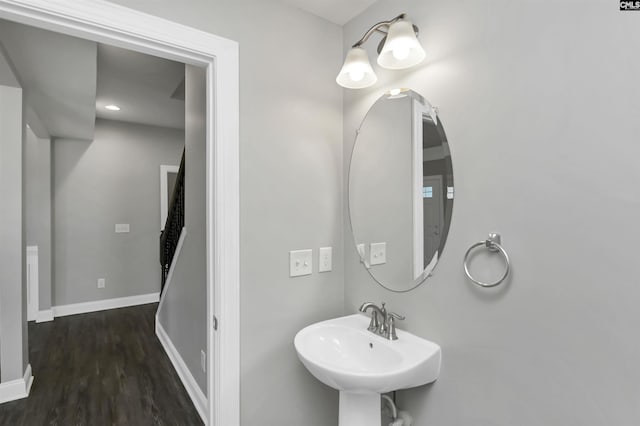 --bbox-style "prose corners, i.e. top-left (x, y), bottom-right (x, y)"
top-left (0, 1), bottom-right (240, 424)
